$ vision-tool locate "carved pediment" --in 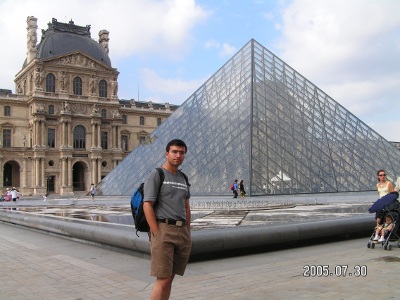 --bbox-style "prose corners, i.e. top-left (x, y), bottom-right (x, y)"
top-left (44, 52), bottom-right (112, 71)
top-left (0, 122), bottom-right (16, 132)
